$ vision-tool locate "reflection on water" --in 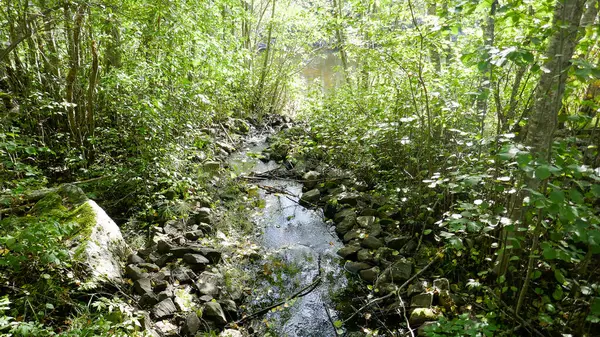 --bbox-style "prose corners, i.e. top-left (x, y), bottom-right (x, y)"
top-left (299, 51), bottom-right (345, 93)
